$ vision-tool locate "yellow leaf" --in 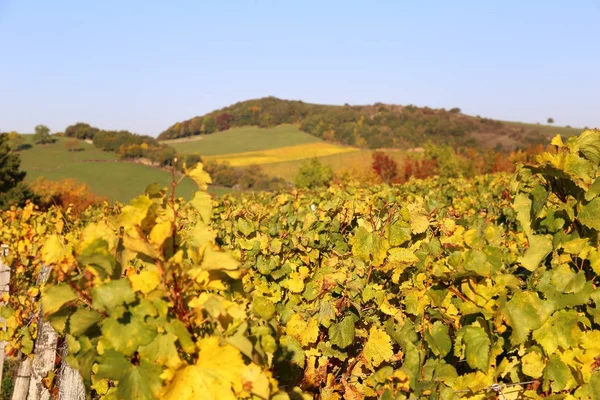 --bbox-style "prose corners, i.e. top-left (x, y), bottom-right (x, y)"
top-left (149, 220), bottom-right (172, 247)
top-left (161, 337), bottom-right (245, 400)
top-left (186, 163), bottom-right (212, 190)
top-left (285, 314), bottom-right (319, 346)
top-left (363, 326), bottom-right (394, 369)
top-left (201, 246), bottom-right (239, 271)
top-left (41, 234), bottom-right (69, 265)
top-left (241, 363), bottom-right (270, 399)
top-left (129, 270), bottom-right (161, 294)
